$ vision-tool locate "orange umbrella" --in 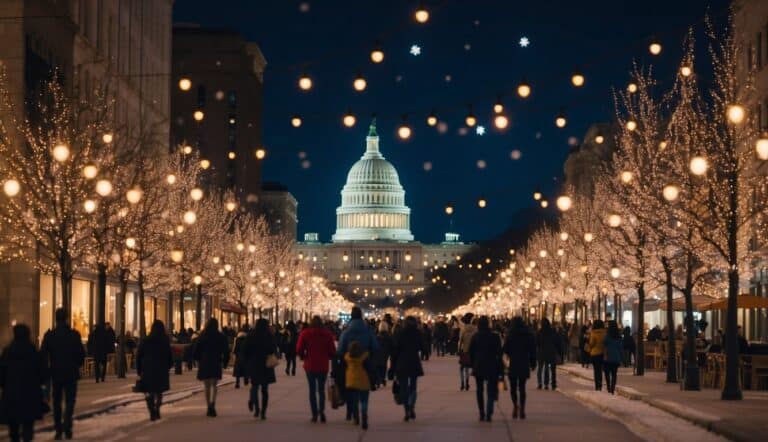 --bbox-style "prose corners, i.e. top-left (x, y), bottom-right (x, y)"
top-left (703, 295), bottom-right (768, 311)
